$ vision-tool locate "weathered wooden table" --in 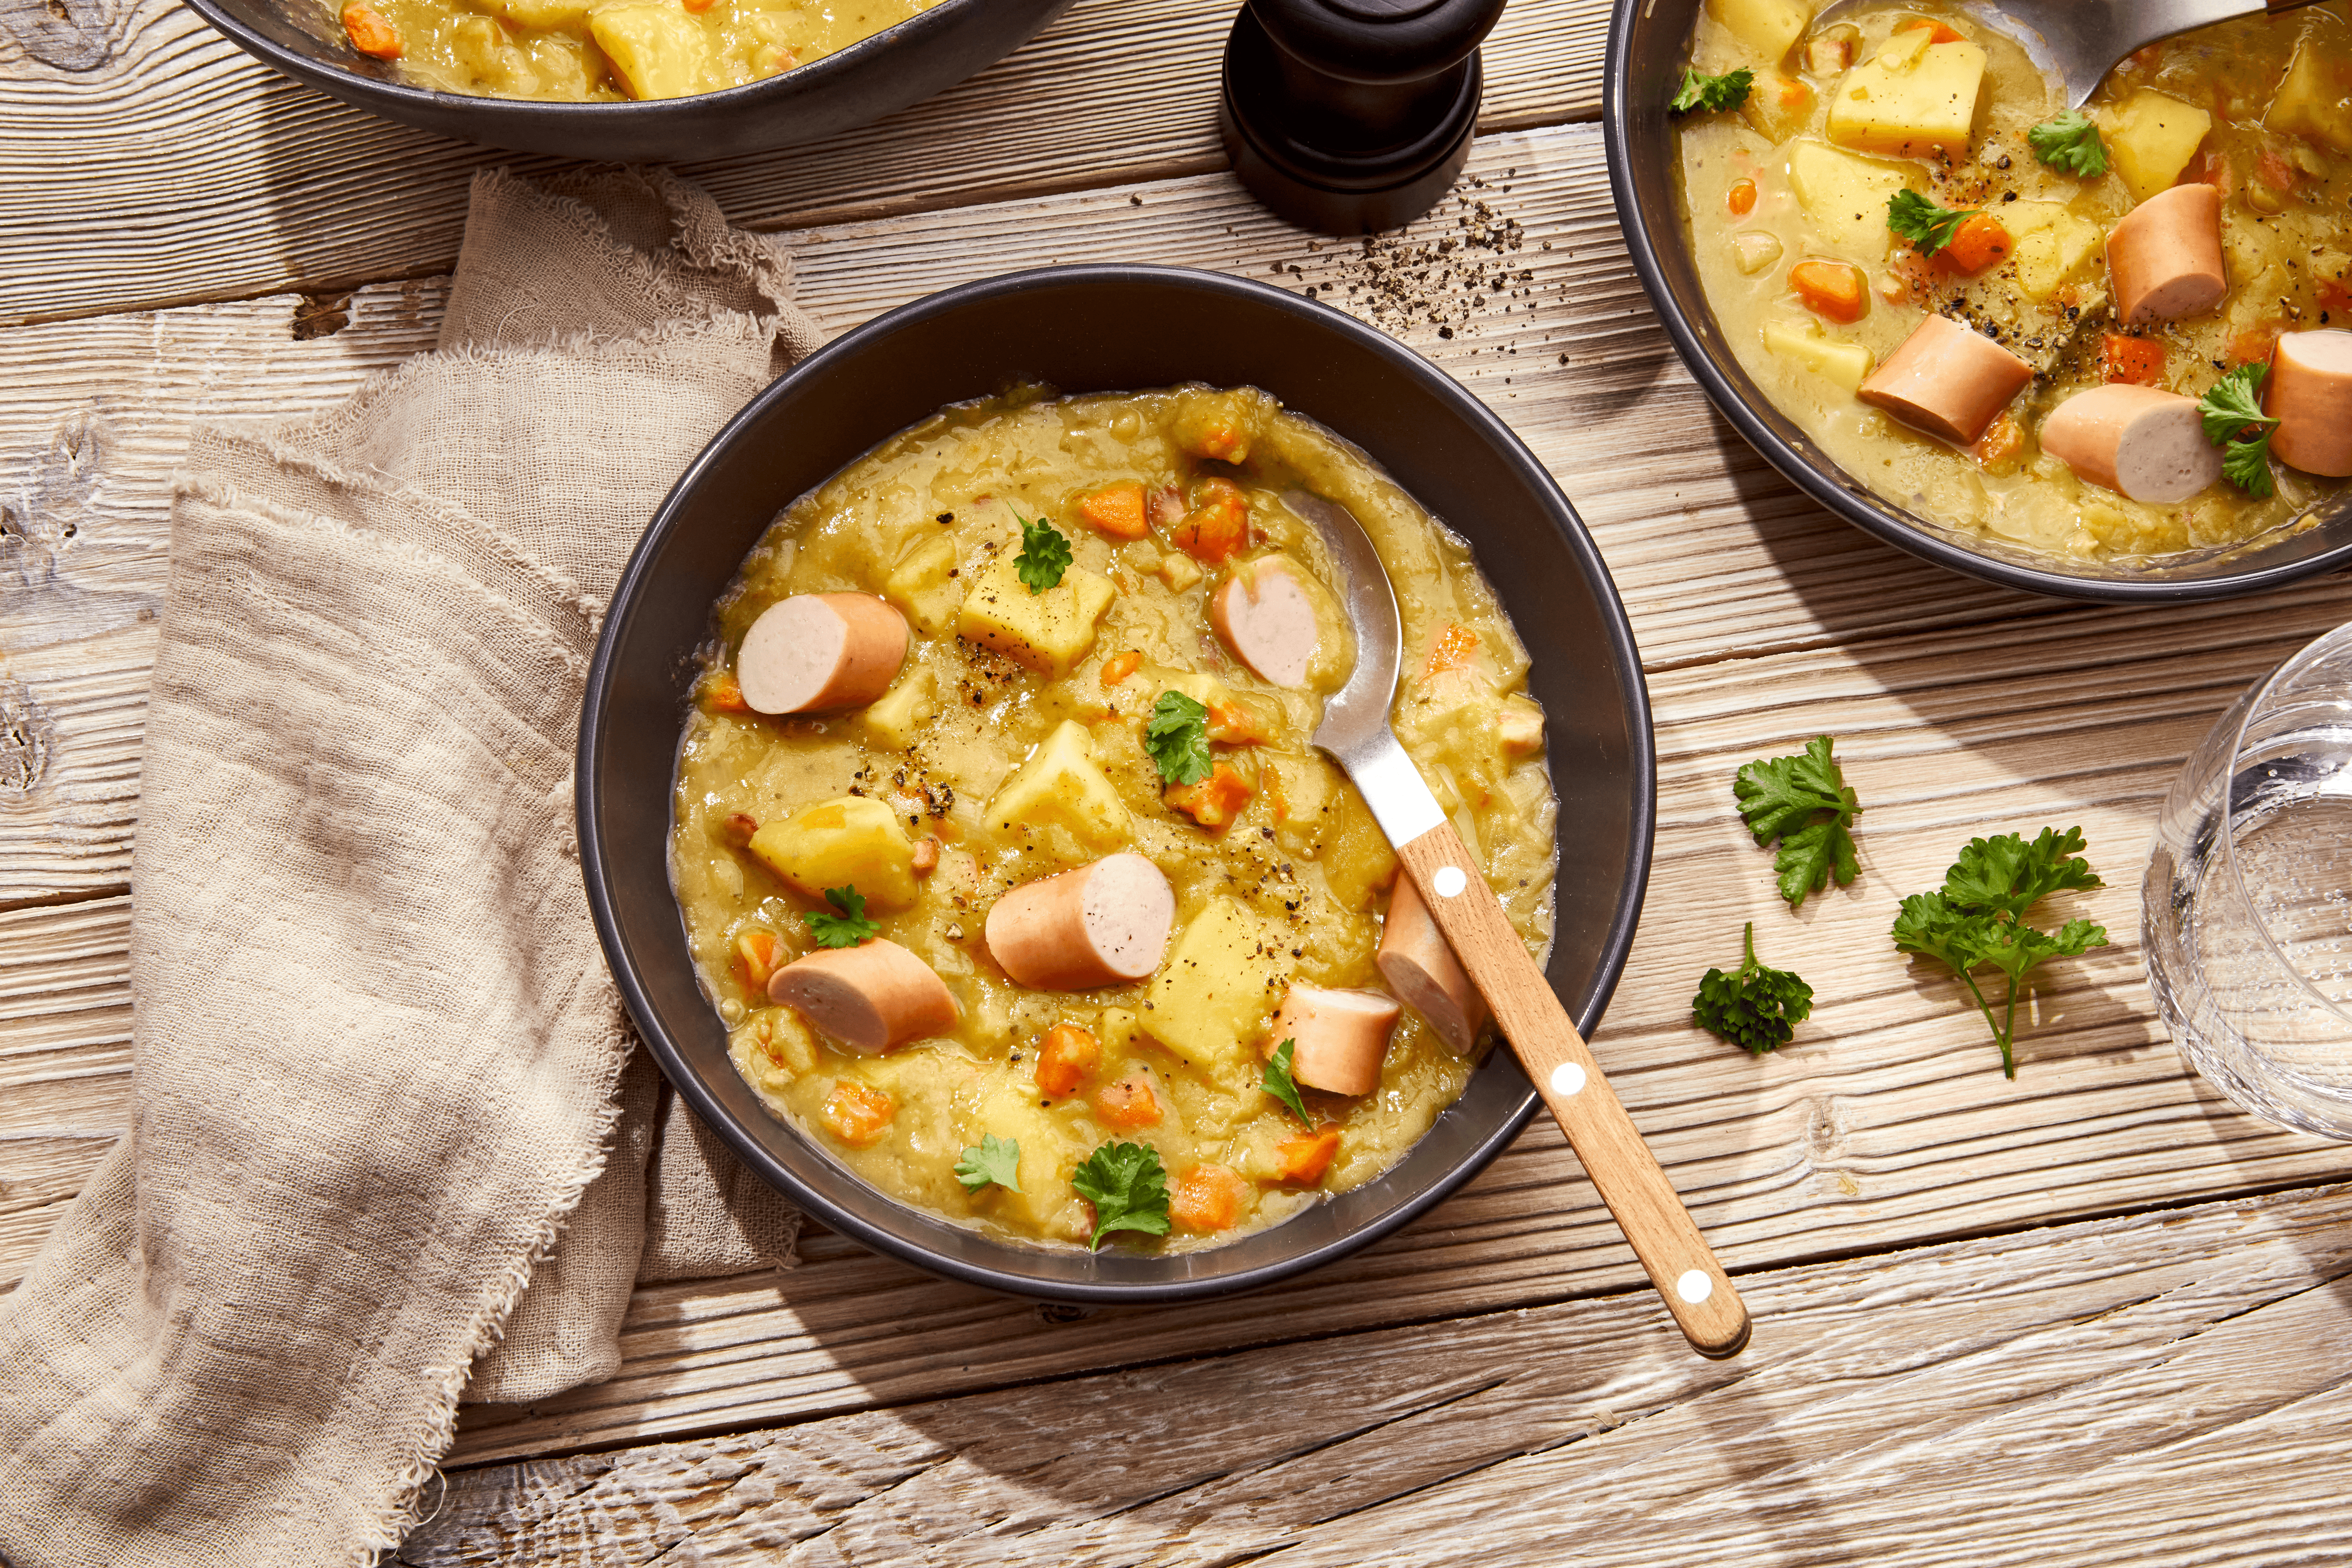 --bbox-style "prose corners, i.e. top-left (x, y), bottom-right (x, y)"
top-left (8, 0), bottom-right (2352, 1560)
